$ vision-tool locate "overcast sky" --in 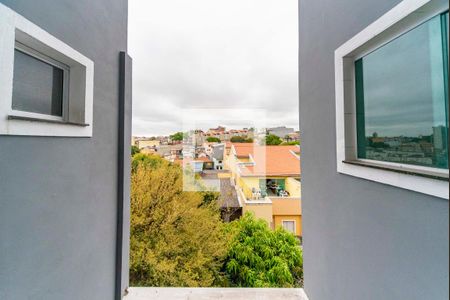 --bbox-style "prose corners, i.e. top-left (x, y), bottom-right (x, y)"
top-left (129, 0), bottom-right (298, 137)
